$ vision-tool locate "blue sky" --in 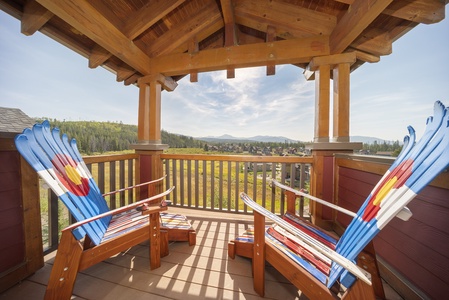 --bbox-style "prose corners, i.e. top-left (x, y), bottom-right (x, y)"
top-left (1, 8), bottom-right (448, 142)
